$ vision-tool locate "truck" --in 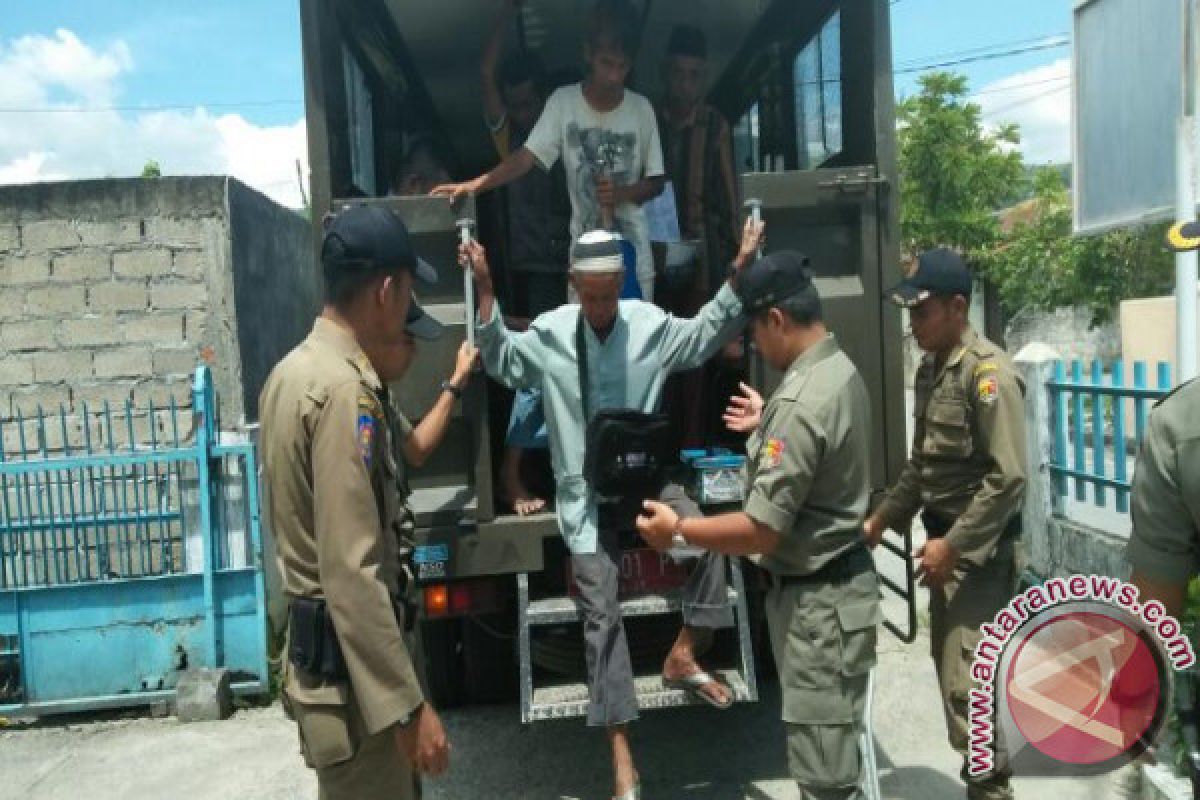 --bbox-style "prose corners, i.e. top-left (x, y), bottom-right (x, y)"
top-left (298, 0), bottom-right (912, 721)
